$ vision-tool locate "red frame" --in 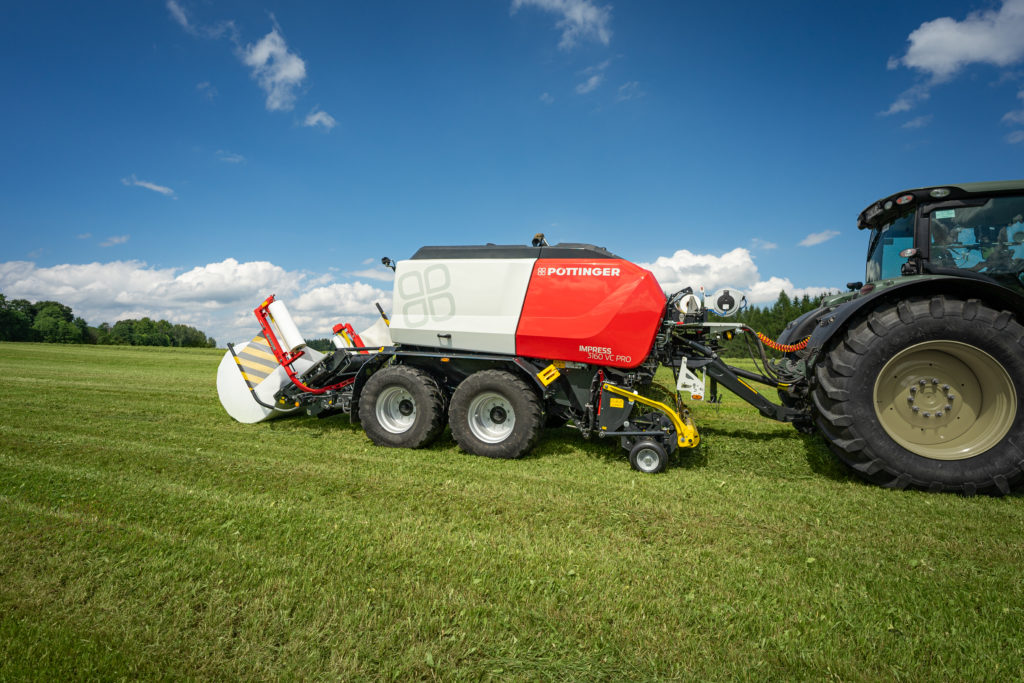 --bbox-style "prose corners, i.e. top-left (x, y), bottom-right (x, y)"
top-left (254, 295), bottom-right (354, 395)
